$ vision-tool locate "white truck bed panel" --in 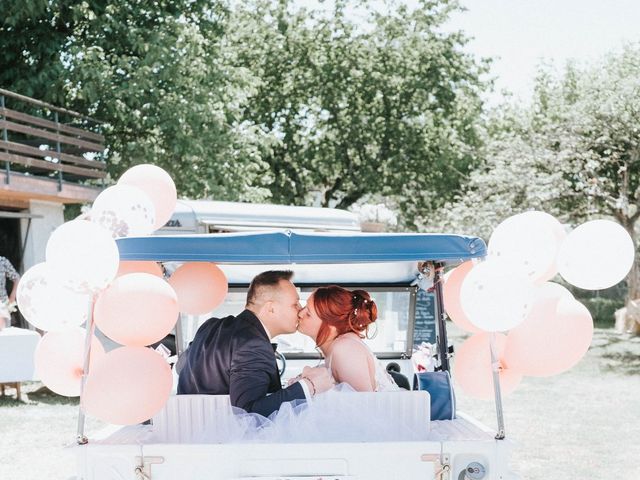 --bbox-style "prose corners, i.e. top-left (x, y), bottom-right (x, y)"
top-left (85, 417), bottom-right (493, 446)
top-left (76, 394), bottom-right (520, 480)
top-left (148, 392), bottom-right (431, 444)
